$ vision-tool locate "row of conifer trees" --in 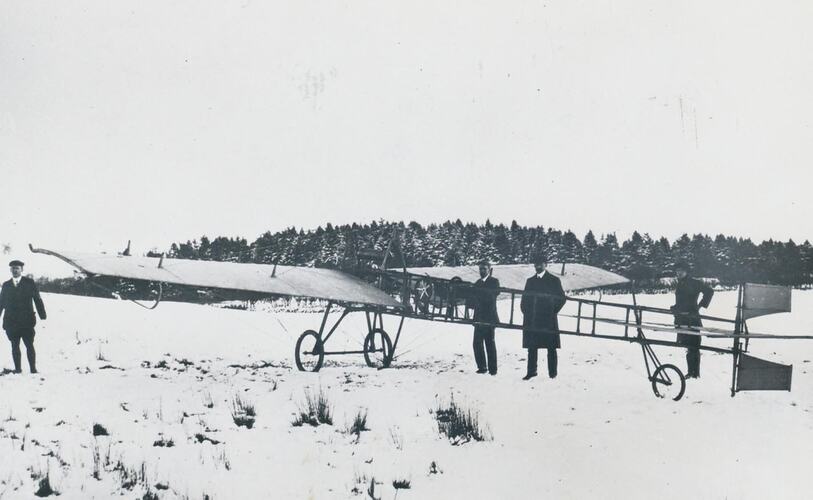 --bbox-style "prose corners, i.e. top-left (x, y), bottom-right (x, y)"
top-left (166, 220), bottom-right (812, 287)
